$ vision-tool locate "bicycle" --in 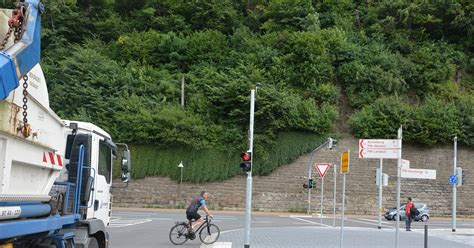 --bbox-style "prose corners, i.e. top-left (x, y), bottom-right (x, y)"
top-left (169, 215), bottom-right (220, 245)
